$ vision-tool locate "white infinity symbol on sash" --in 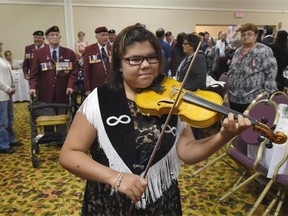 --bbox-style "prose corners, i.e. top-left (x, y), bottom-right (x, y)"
top-left (161, 124), bottom-right (176, 136)
top-left (106, 115), bottom-right (131, 126)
